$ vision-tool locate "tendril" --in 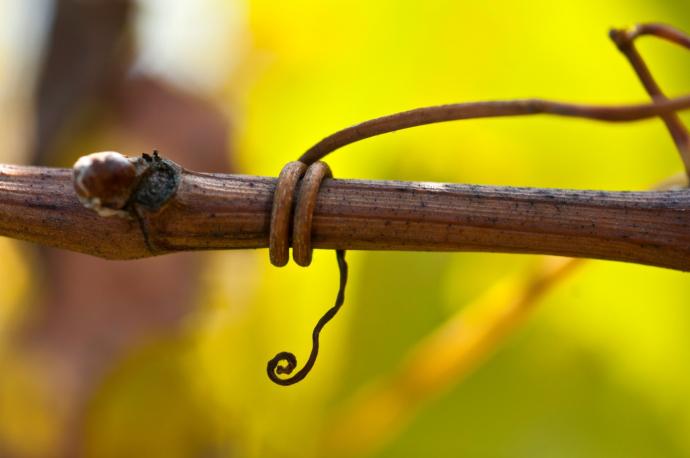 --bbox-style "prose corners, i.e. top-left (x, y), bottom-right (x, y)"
top-left (267, 250), bottom-right (348, 386)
